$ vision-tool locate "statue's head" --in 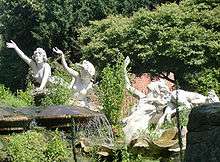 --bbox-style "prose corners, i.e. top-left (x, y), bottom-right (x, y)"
top-left (82, 60), bottom-right (95, 76)
top-left (32, 48), bottom-right (47, 63)
top-left (78, 60), bottom-right (95, 81)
